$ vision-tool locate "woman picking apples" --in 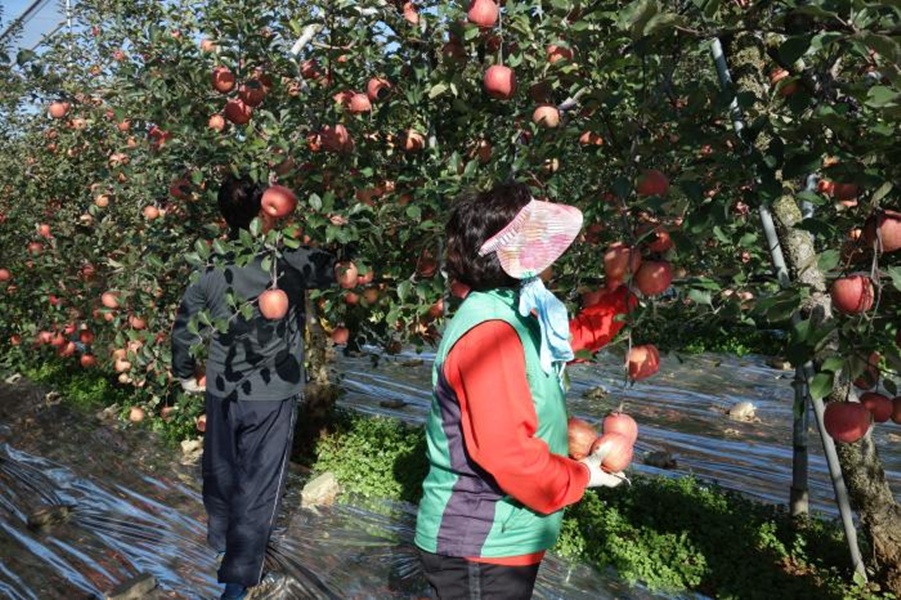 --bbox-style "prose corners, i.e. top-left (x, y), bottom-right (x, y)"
top-left (415, 182), bottom-right (632, 599)
top-left (170, 175), bottom-right (338, 600)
